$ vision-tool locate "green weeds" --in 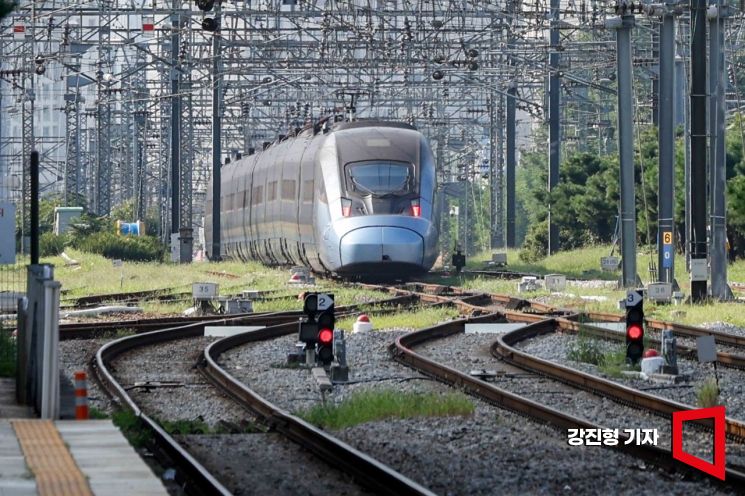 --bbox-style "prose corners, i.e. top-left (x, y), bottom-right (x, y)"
top-left (298, 389), bottom-right (474, 430)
